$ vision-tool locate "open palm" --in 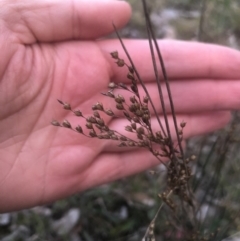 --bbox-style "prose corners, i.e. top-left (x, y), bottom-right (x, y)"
top-left (1, 0), bottom-right (240, 212)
